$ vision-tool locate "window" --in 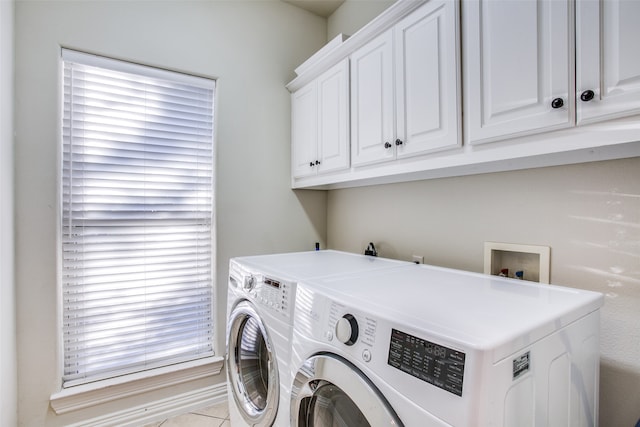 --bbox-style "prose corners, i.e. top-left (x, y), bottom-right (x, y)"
top-left (61, 49), bottom-right (215, 387)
